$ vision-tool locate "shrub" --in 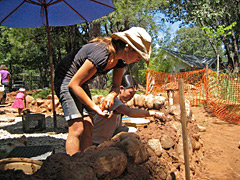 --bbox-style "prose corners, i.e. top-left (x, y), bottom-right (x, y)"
top-left (32, 89), bottom-right (52, 99)
top-left (90, 89), bottom-right (109, 97)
